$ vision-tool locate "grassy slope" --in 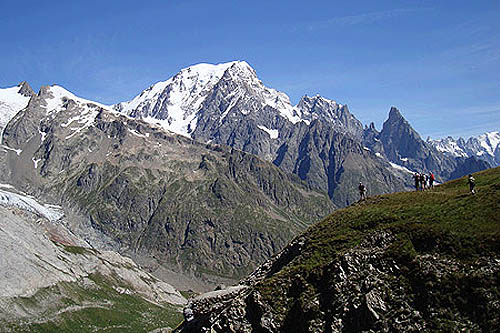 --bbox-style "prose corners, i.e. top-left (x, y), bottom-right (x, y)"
top-left (3, 273), bottom-right (183, 332)
top-left (256, 166), bottom-right (500, 330)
